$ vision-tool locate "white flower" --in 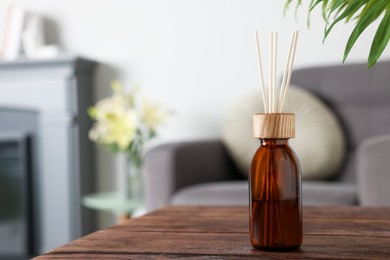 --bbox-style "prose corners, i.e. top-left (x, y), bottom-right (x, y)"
top-left (141, 99), bottom-right (169, 131)
top-left (88, 81), bottom-right (170, 153)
